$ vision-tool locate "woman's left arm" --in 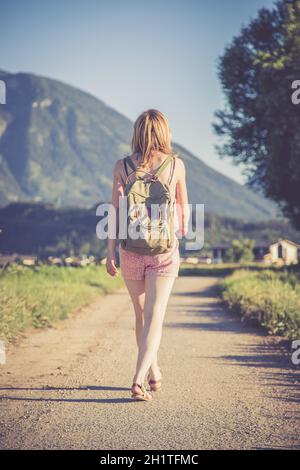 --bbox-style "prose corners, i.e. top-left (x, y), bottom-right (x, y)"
top-left (175, 158), bottom-right (190, 237)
